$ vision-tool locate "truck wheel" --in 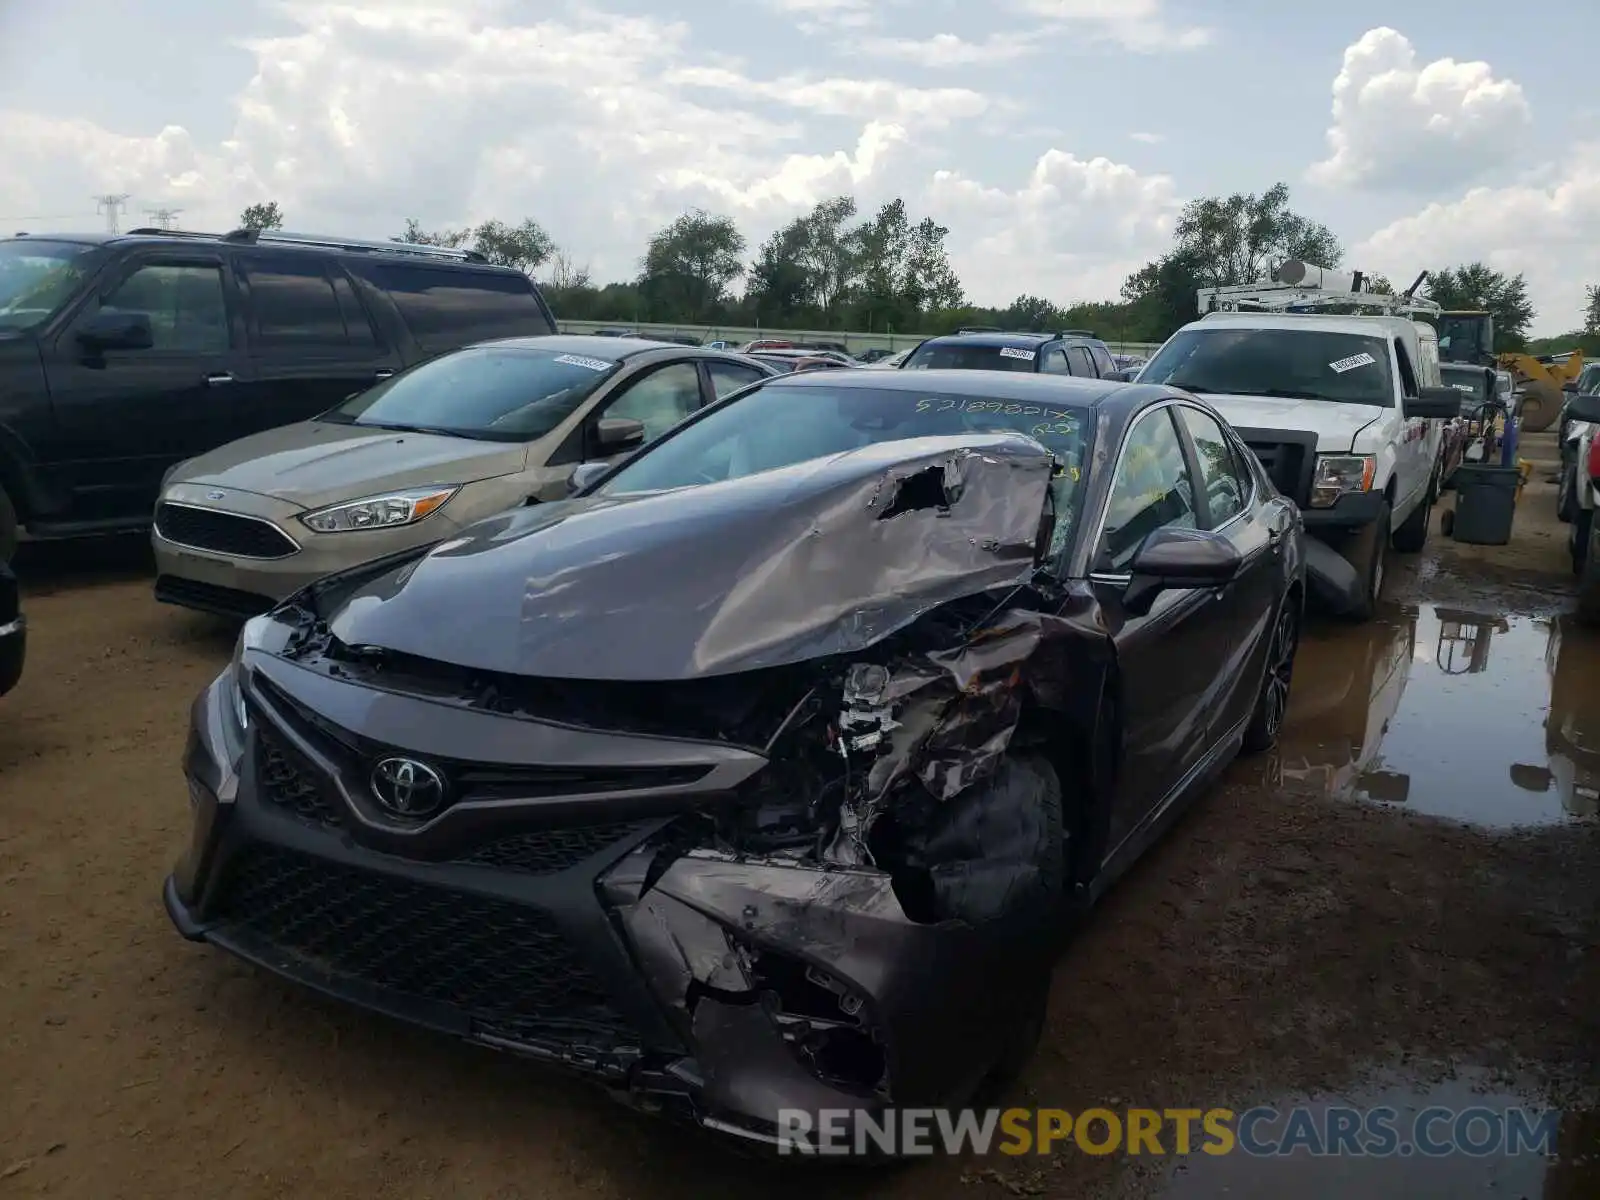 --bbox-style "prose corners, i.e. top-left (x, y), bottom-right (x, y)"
top-left (1391, 484), bottom-right (1433, 554)
top-left (0, 488), bottom-right (17, 564)
top-left (1340, 500), bottom-right (1391, 622)
top-left (1578, 517), bottom-right (1600, 625)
